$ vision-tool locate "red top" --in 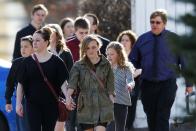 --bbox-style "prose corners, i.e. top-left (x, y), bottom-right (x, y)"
top-left (66, 35), bottom-right (80, 62)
